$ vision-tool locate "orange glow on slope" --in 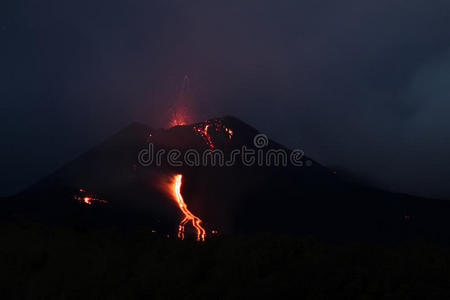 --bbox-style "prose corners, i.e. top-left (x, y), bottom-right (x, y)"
top-left (172, 174), bottom-right (206, 242)
top-left (75, 189), bottom-right (107, 205)
top-left (193, 120), bottom-right (233, 149)
top-left (76, 195), bottom-right (108, 205)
